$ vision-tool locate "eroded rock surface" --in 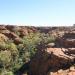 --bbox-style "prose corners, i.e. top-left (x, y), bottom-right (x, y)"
top-left (56, 32), bottom-right (75, 47)
top-left (29, 48), bottom-right (75, 75)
